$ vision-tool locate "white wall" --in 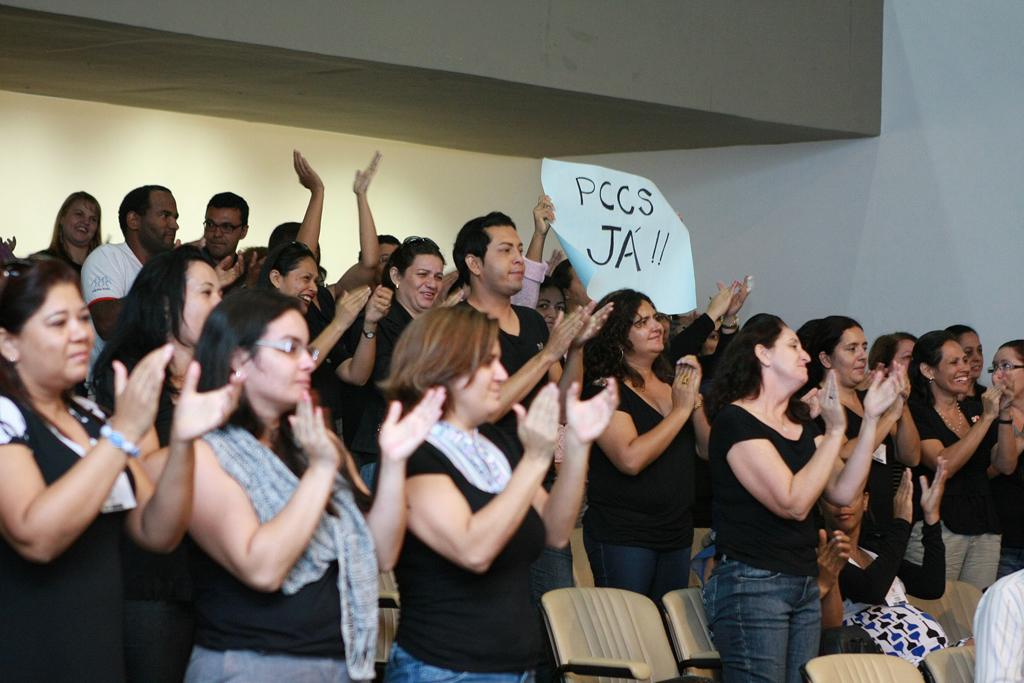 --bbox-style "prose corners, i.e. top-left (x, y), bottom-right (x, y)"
top-left (0, 90), bottom-right (541, 279)
top-left (573, 0), bottom-right (1024, 355)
